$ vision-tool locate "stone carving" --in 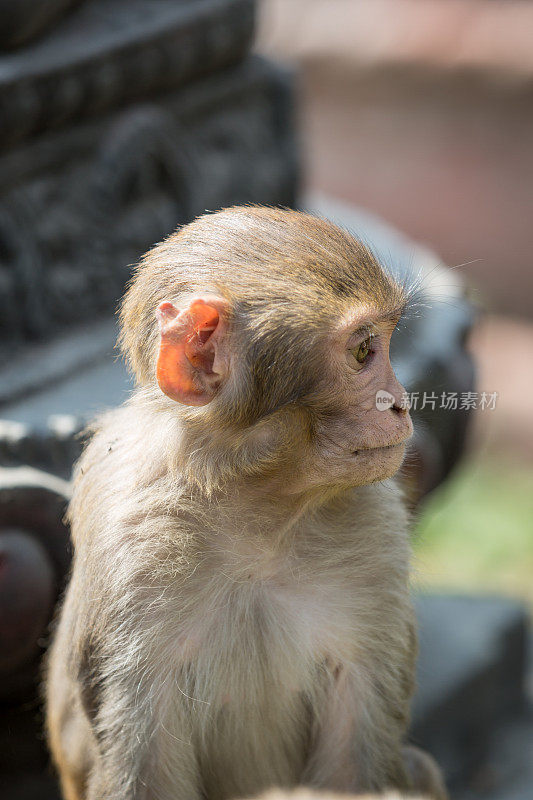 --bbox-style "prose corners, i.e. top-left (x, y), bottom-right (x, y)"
top-left (0, 58), bottom-right (298, 360)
